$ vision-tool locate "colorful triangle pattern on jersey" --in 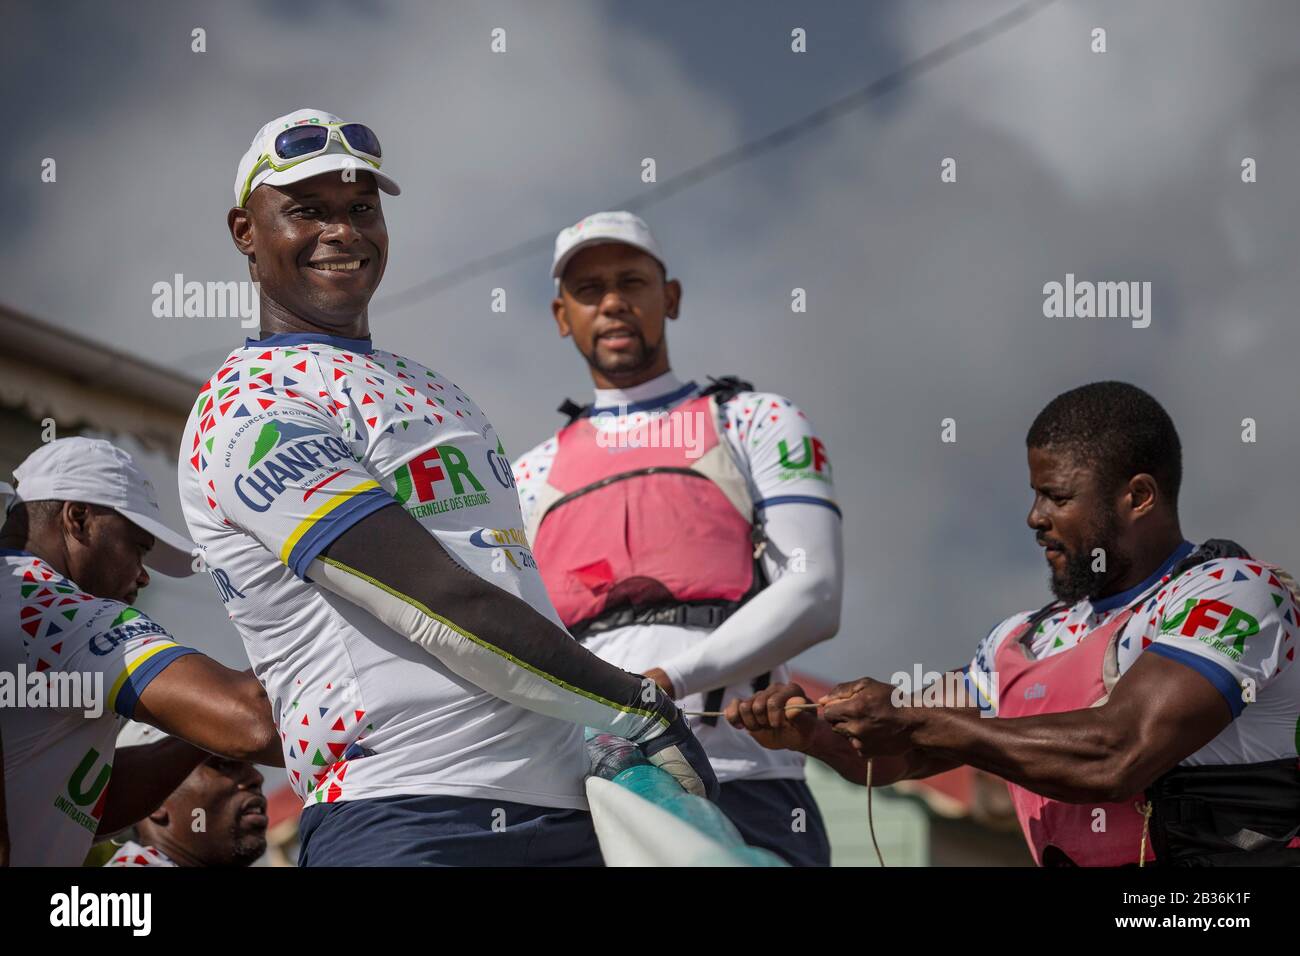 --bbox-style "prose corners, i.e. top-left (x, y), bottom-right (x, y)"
top-left (11, 555), bottom-right (96, 672)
